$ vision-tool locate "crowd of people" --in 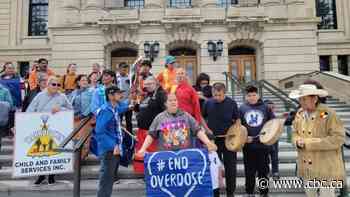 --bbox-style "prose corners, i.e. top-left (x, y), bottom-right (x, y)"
top-left (0, 55), bottom-right (346, 197)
